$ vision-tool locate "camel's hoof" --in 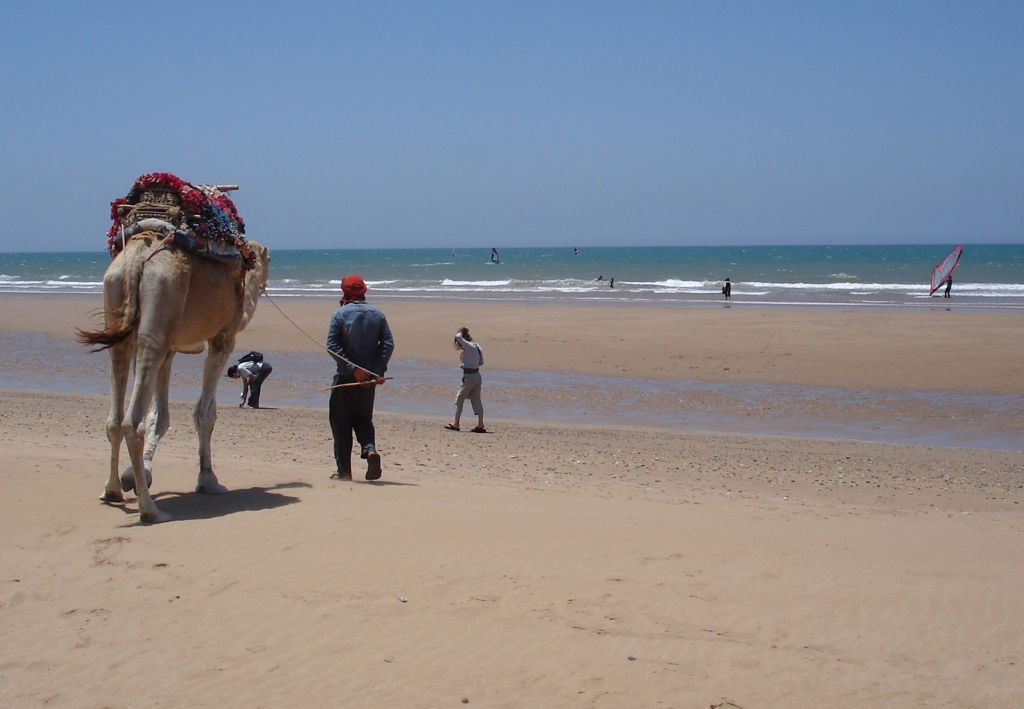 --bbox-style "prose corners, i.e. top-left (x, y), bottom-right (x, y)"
top-left (139, 509), bottom-right (172, 524)
top-left (196, 482), bottom-right (229, 495)
top-left (120, 468), bottom-right (153, 493)
top-left (100, 490), bottom-right (124, 503)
